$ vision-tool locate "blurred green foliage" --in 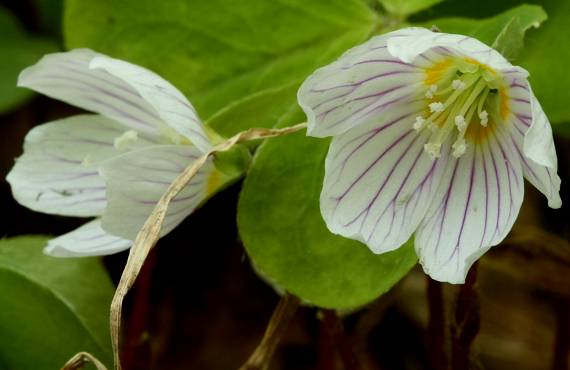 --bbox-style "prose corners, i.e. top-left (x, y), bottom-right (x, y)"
top-left (0, 236), bottom-right (113, 369)
top-left (0, 6), bottom-right (57, 114)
